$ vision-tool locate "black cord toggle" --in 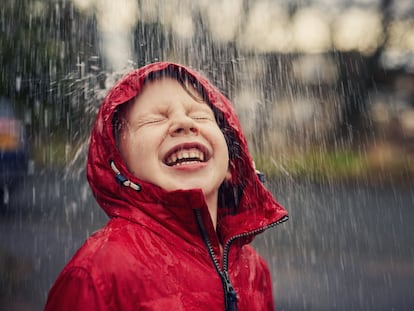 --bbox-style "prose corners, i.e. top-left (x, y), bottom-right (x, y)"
top-left (110, 160), bottom-right (141, 191)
